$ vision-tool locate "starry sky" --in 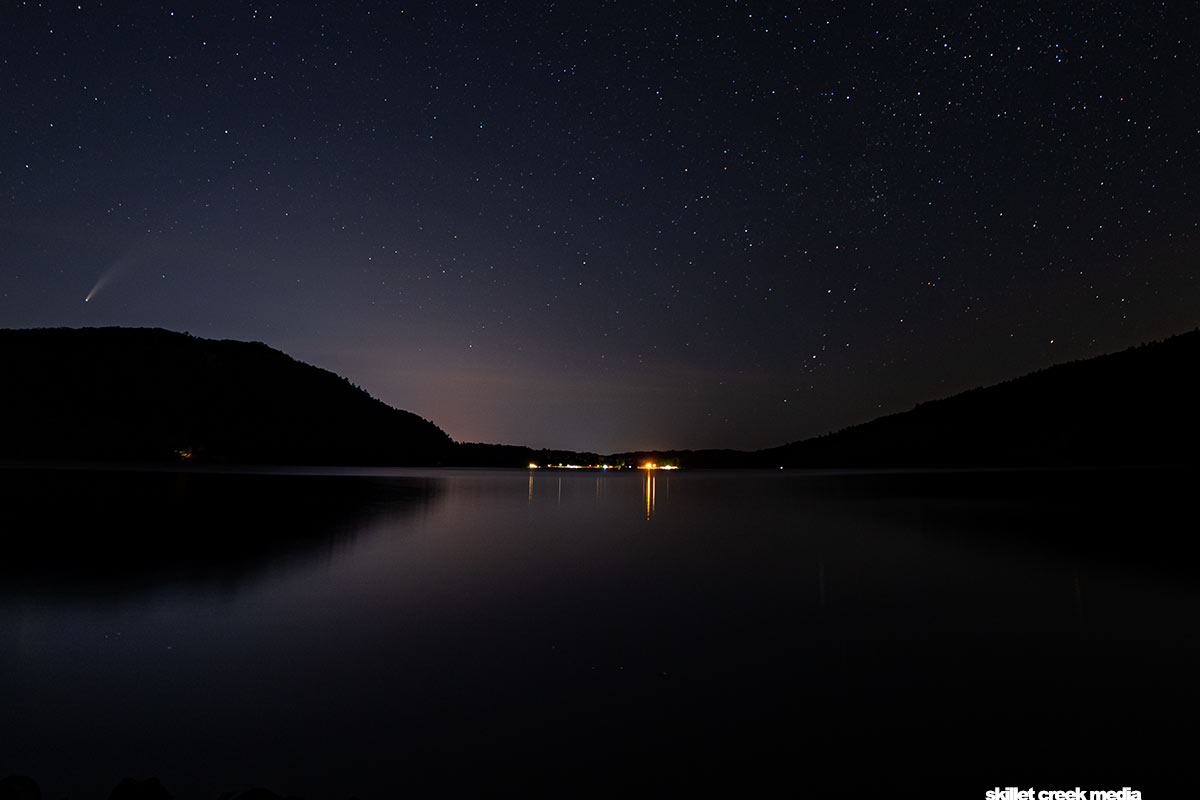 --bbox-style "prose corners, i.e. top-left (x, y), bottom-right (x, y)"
top-left (3, 1), bottom-right (1198, 452)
